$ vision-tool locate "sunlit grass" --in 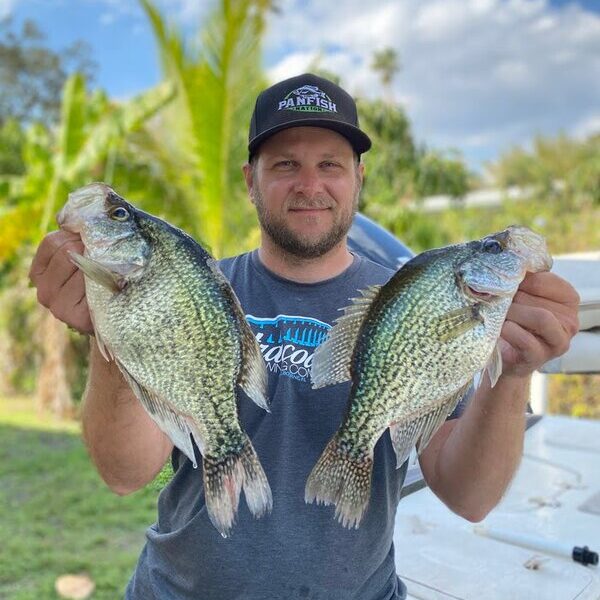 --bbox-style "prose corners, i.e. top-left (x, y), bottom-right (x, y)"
top-left (0, 396), bottom-right (158, 599)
